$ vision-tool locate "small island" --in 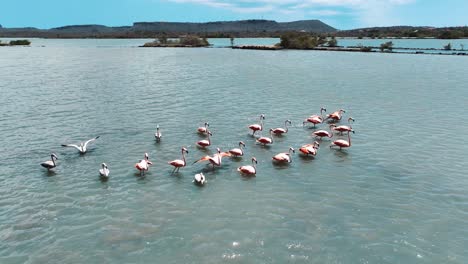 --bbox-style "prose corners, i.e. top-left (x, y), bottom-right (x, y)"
top-left (141, 35), bottom-right (209, 47)
top-left (0, 39), bottom-right (31, 46)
